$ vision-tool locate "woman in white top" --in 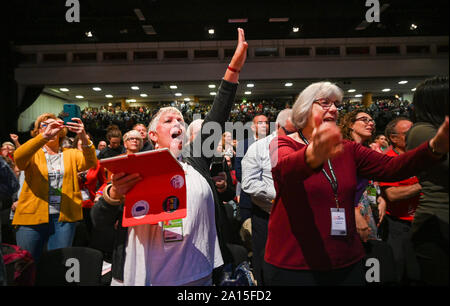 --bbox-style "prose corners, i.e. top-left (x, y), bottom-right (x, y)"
top-left (95, 28), bottom-right (248, 286)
